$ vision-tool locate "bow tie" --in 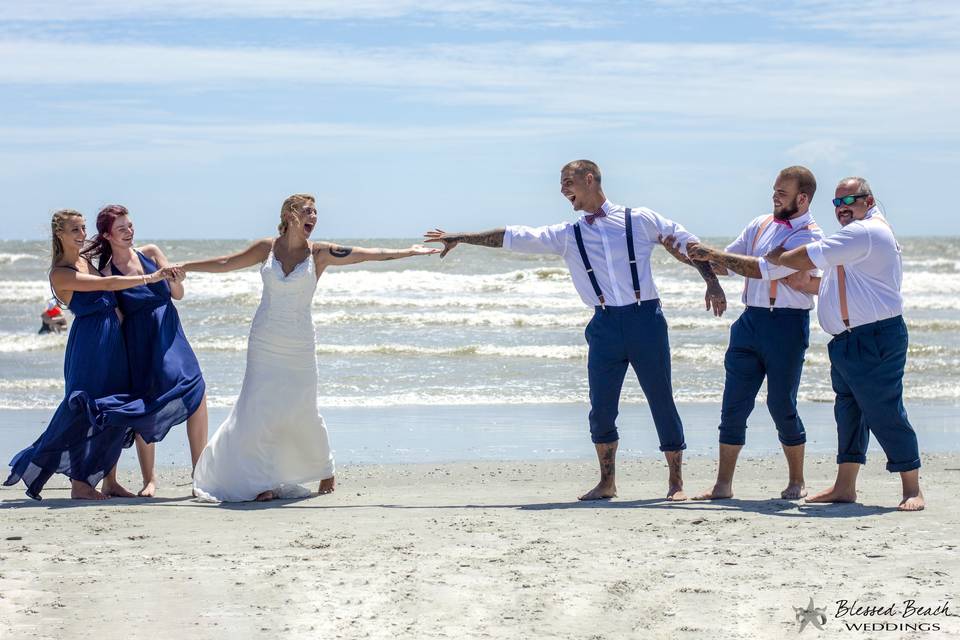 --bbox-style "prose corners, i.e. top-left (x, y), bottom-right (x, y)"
top-left (585, 207), bottom-right (607, 225)
top-left (773, 218), bottom-right (793, 228)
